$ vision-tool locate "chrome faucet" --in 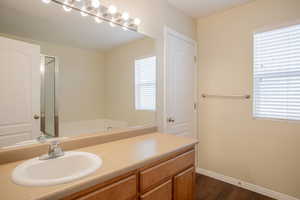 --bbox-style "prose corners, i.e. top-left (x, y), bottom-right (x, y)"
top-left (39, 140), bottom-right (65, 160)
